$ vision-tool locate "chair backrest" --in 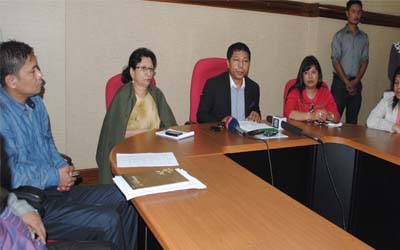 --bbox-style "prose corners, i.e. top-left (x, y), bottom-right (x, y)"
top-left (283, 79), bottom-right (297, 114)
top-left (189, 58), bottom-right (228, 123)
top-left (105, 73), bottom-right (156, 110)
top-left (283, 79), bottom-right (297, 100)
